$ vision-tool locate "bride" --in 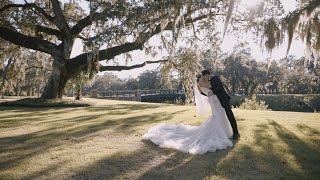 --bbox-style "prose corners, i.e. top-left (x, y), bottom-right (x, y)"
top-left (142, 74), bottom-right (233, 155)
